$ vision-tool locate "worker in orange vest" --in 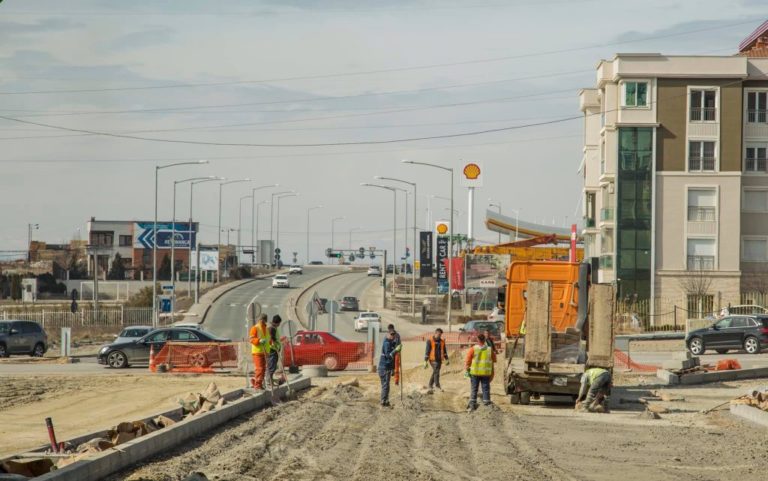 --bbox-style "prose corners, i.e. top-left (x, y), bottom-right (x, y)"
top-left (387, 324), bottom-right (402, 385)
top-left (424, 328), bottom-right (449, 391)
top-left (249, 314), bottom-right (270, 389)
